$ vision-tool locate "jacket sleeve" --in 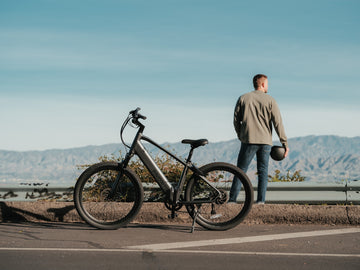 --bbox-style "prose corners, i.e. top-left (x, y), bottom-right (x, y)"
top-left (271, 99), bottom-right (288, 148)
top-left (233, 97), bottom-right (242, 137)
